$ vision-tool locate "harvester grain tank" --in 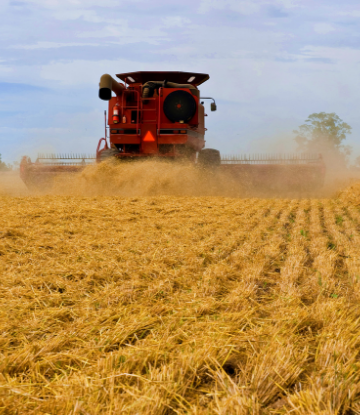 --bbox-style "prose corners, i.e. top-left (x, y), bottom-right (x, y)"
top-left (20, 71), bottom-right (325, 190)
